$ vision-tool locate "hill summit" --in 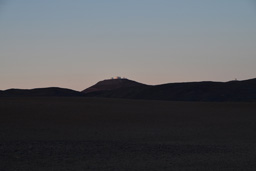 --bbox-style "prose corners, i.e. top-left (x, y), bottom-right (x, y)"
top-left (82, 77), bottom-right (146, 94)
